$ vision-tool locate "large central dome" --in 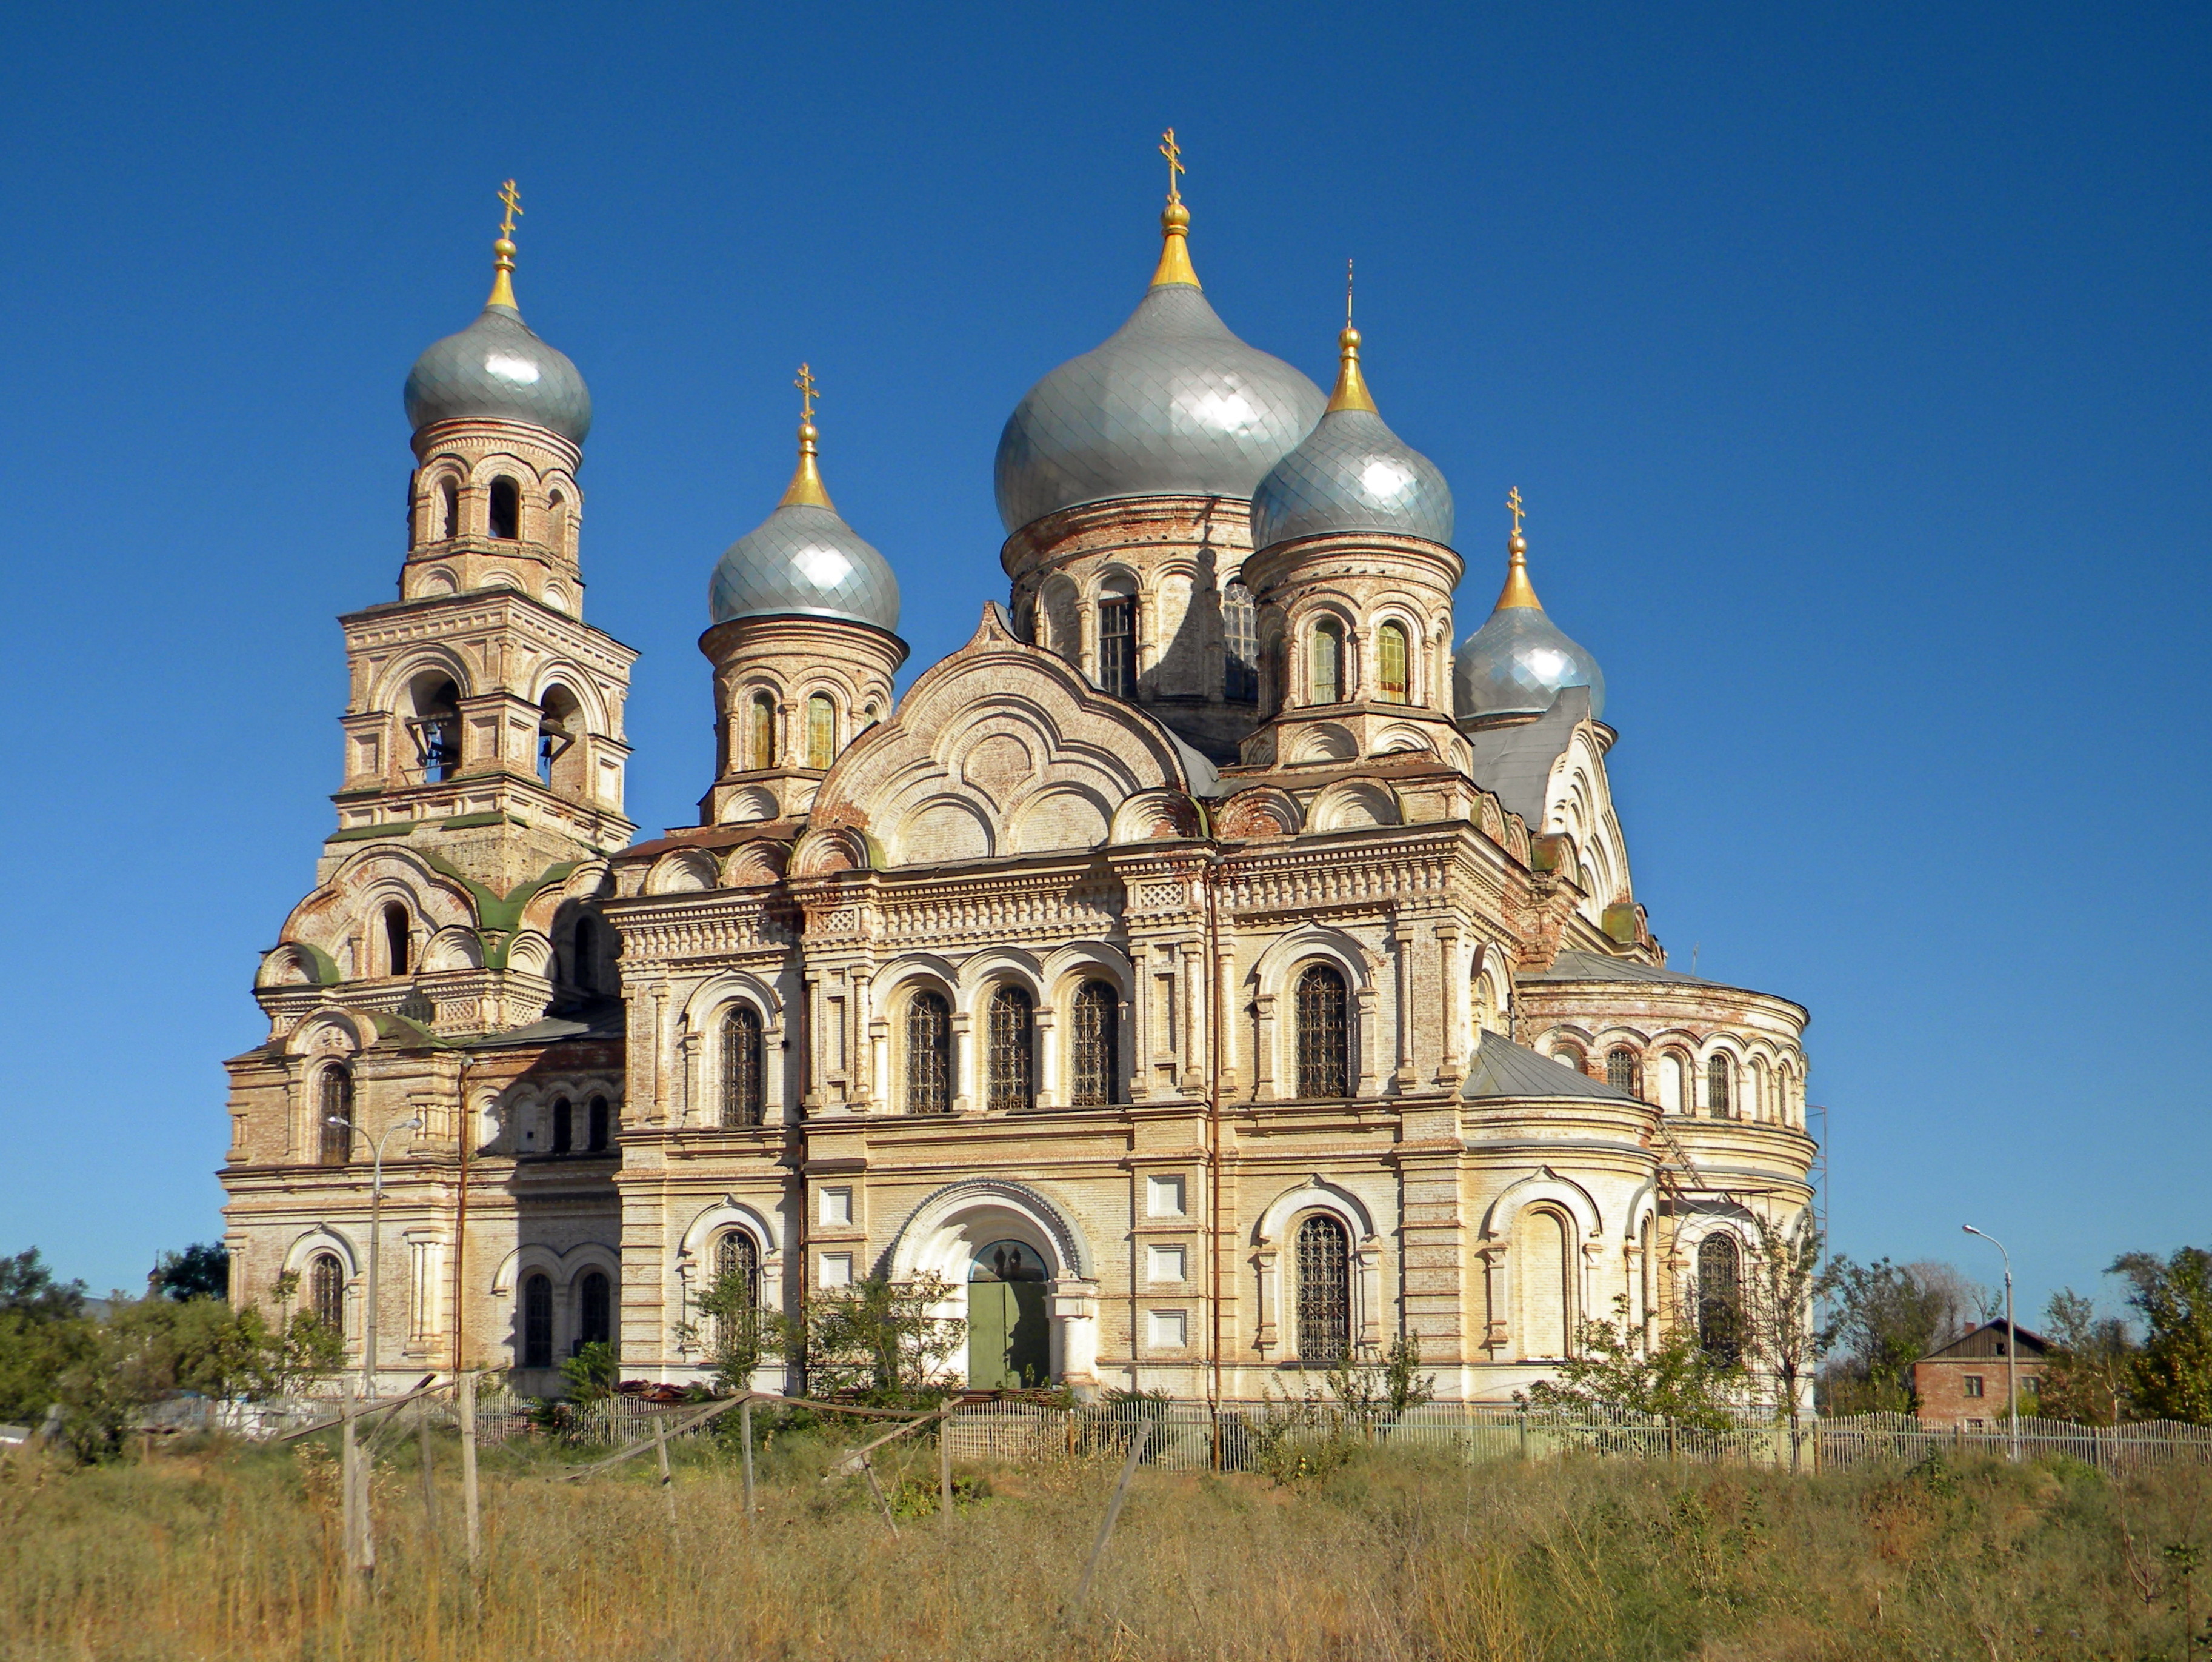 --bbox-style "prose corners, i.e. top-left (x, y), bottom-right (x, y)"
top-left (993, 205), bottom-right (1325, 534)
